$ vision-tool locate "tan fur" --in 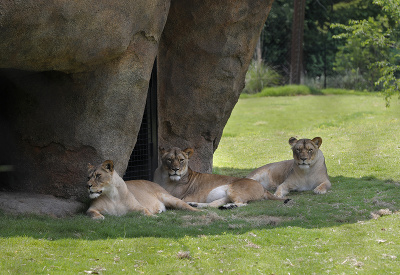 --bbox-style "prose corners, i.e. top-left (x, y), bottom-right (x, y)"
top-left (247, 137), bottom-right (331, 198)
top-left (153, 147), bottom-right (287, 209)
top-left (86, 160), bottom-right (199, 219)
